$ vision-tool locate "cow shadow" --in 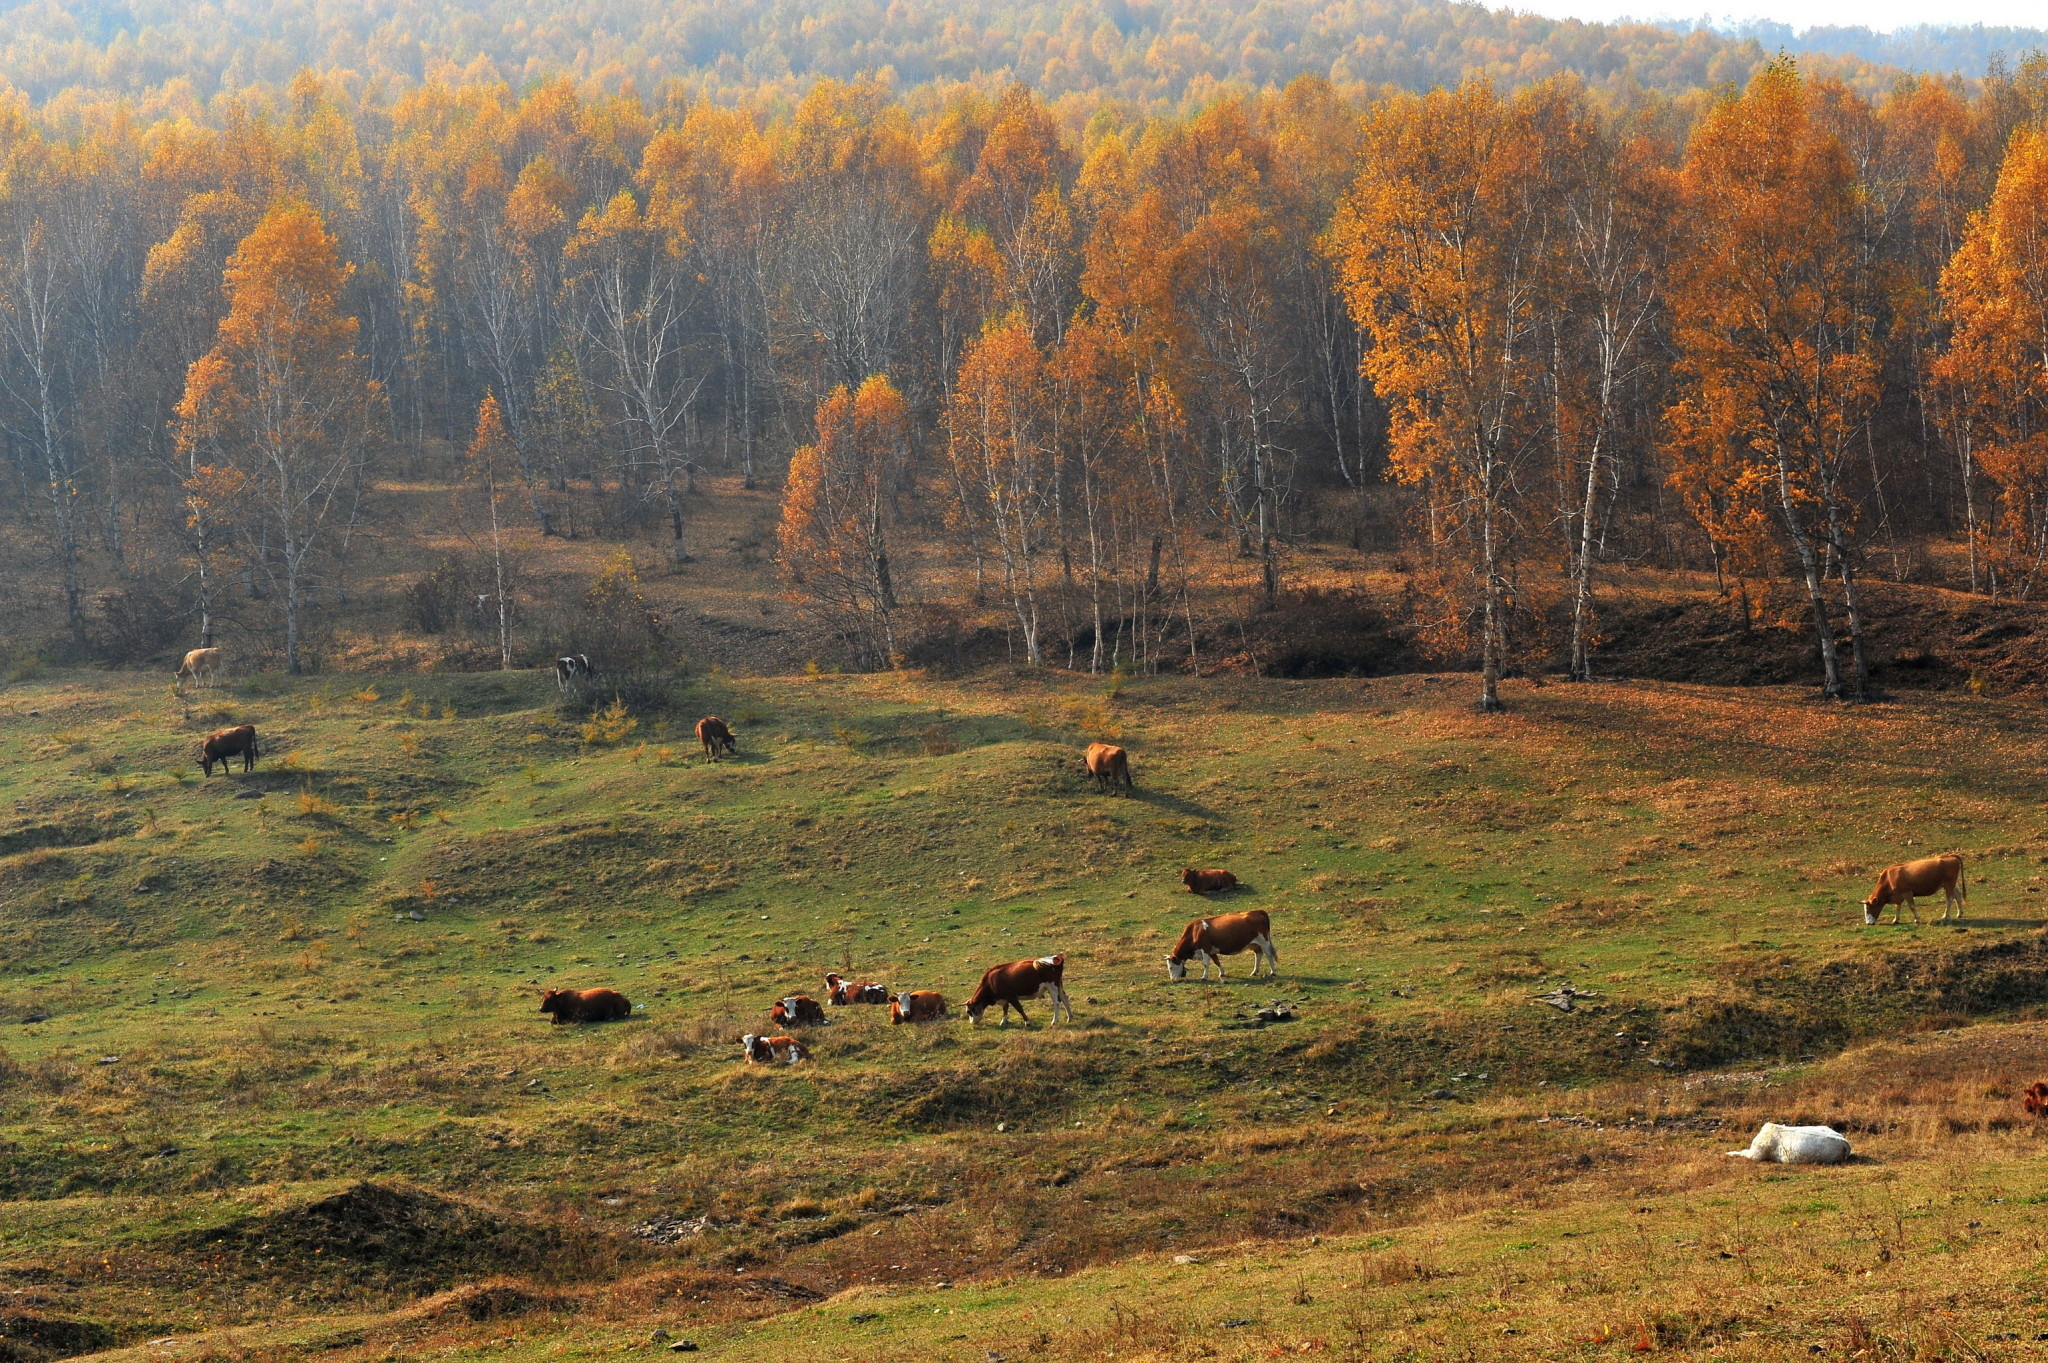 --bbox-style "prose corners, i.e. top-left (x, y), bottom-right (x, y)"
top-left (1935, 916), bottom-right (2045, 930)
top-left (698, 750), bottom-right (769, 767)
top-left (1127, 788), bottom-right (1223, 822)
